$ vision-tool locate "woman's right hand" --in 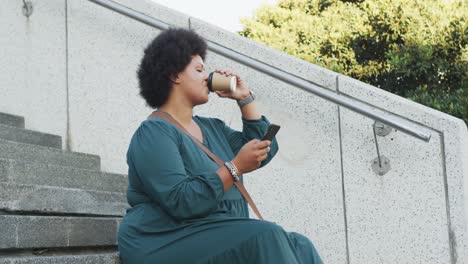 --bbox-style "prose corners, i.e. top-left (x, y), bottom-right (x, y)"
top-left (231, 139), bottom-right (271, 174)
